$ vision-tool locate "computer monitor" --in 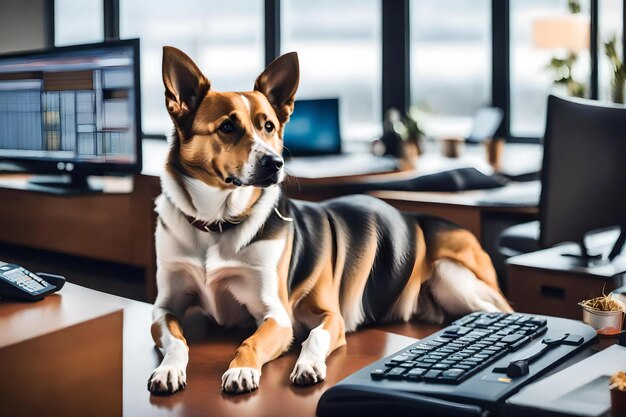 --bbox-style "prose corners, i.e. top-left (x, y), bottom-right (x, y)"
top-left (283, 98), bottom-right (341, 157)
top-left (0, 39), bottom-right (142, 192)
top-left (540, 95), bottom-right (626, 262)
